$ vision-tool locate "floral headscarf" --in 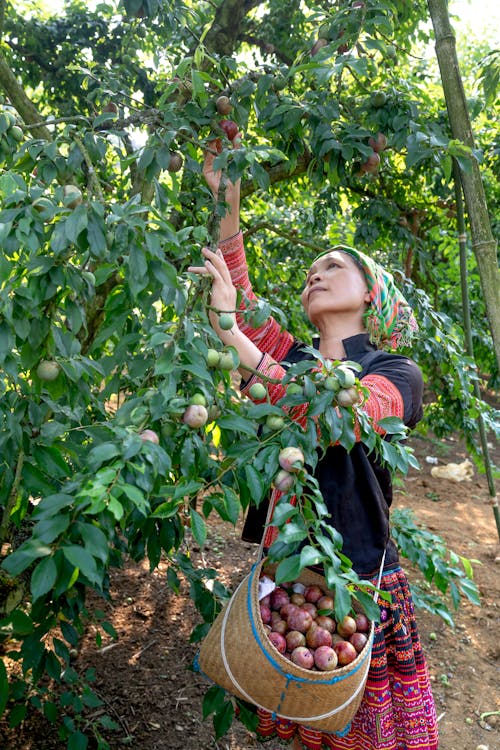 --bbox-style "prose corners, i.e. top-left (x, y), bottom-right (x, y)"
top-left (313, 245), bottom-right (418, 350)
